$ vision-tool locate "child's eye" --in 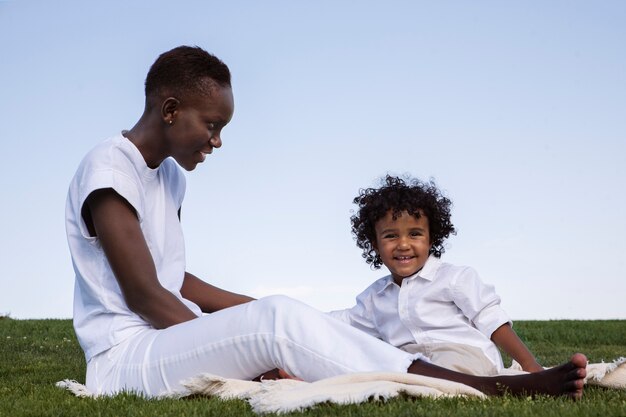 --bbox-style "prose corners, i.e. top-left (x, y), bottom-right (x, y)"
top-left (383, 233), bottom-right (397, 239)
top-left (207, 122), bottom-right (216, 130)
